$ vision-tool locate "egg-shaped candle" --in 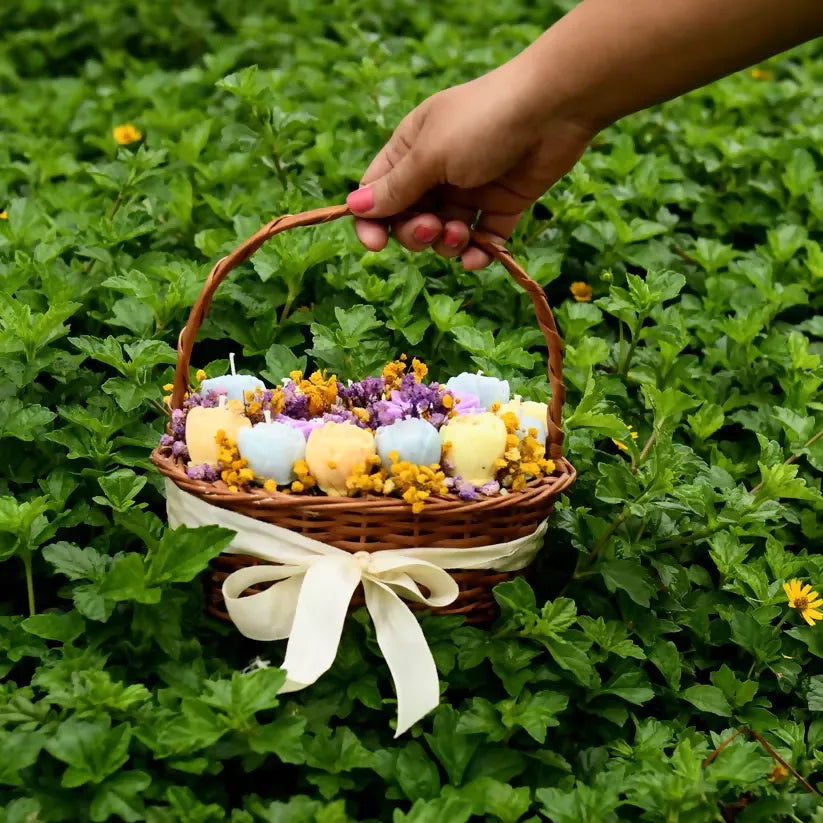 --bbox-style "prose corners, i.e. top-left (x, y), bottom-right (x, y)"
top-left (518, 413), bottom-right (547, 444)
top-left (375, 417), bottom-right (441, 469)
top-left (185, 396), bottom-right (251, 466)
top-left (439, 412), bottom-right (507, 485)
top-left (445, 372), bottom-right (510, 410)
top-left (305, 422), bottom-right (376, 496)
top-left (200, 353), bottom-right (266, 403)
top-left (237, 411), bottom-right (306, 485)
top-left (499, 397), bottom-right (549, 444)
